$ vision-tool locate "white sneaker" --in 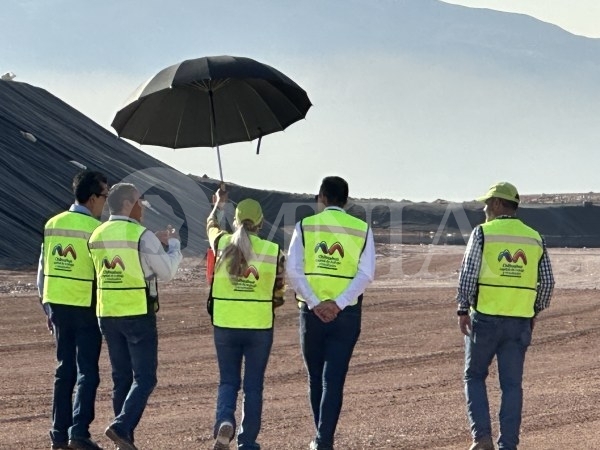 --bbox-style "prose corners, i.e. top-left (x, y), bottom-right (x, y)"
top-left (213, 421), bottom-right (234, 450)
